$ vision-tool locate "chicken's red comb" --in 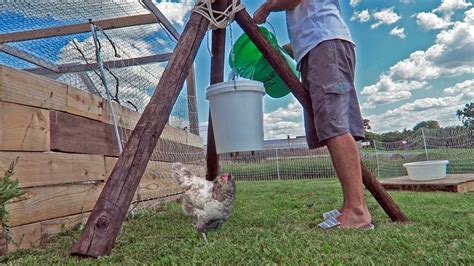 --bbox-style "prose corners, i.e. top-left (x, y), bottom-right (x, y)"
top-left (221, 173), bottom-right (231, 182)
